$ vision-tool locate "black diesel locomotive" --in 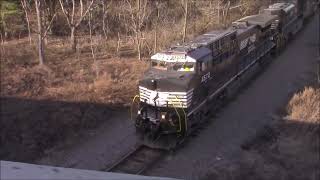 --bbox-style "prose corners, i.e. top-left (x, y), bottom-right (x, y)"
top-left (133, 1), bottom-right (318, 149)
